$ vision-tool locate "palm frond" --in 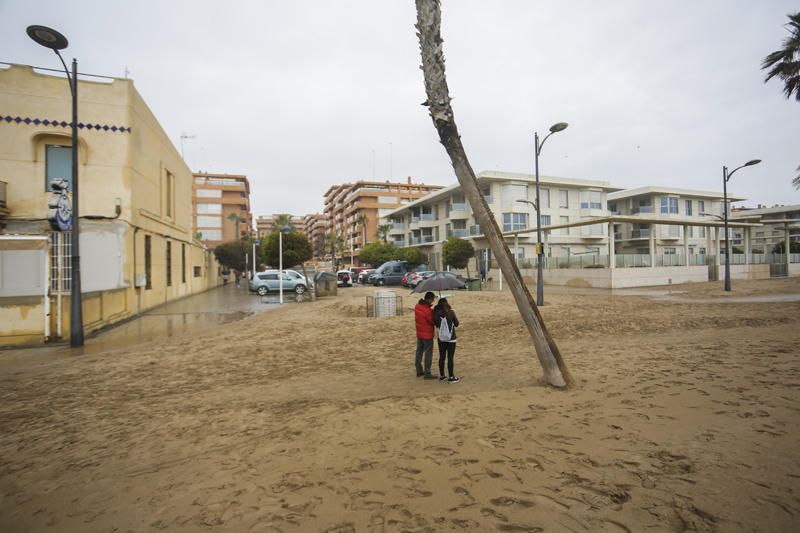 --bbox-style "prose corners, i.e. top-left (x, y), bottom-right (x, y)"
top-left (794, 164), bottom-right (800, 189)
